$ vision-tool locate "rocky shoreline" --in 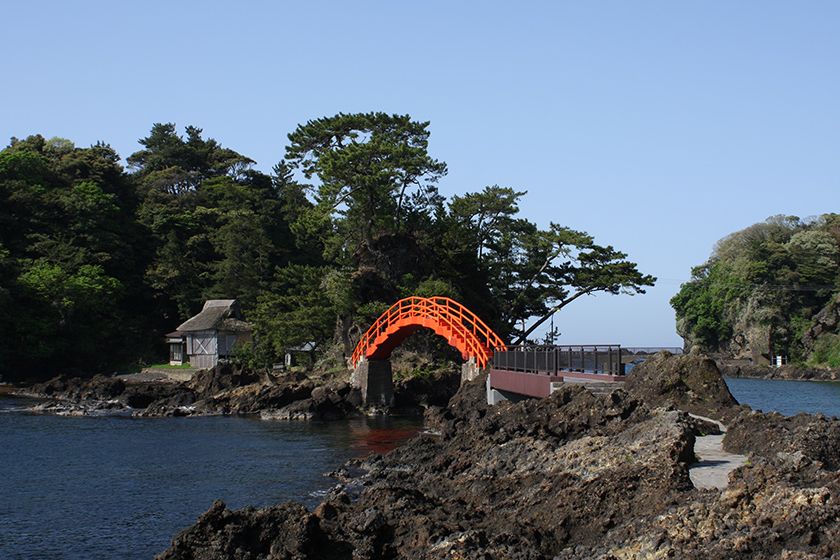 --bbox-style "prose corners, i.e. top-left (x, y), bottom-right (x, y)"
top-left (717, 360), bottom-right (840, 382)
top-left (12, 364), bottom-right (459, 420)
top-left (150, 353), bottom-right (838, 559)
